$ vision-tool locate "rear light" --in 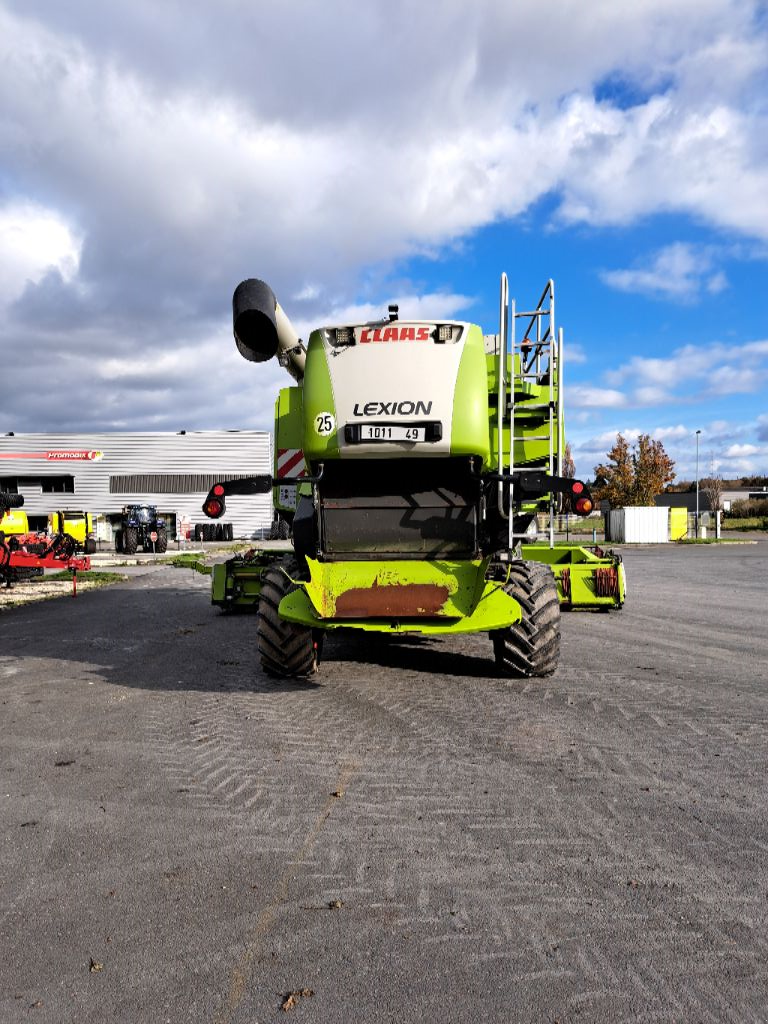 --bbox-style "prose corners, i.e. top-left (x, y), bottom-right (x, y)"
top-left (204, 498), bottom-right (224, 519)
top-left (212, 483), bottom-right (225, 497)
top-left (571, 481), bottom-right (584, 494)
top-left (575, 497), bottom-right (593, 515)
